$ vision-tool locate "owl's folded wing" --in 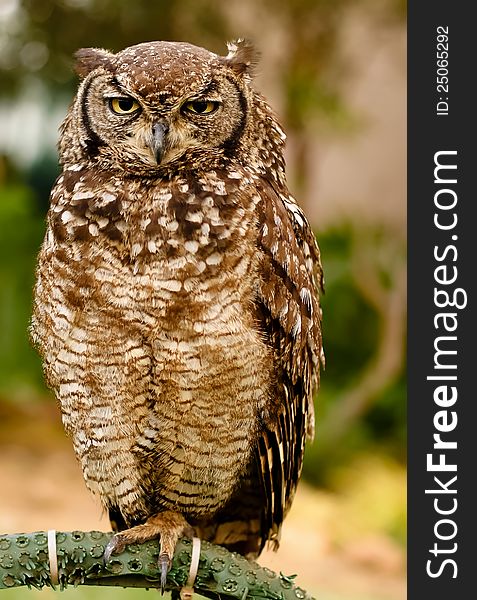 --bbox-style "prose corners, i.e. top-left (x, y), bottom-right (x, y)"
top-left (254, 178), bottom-right (324, 550)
